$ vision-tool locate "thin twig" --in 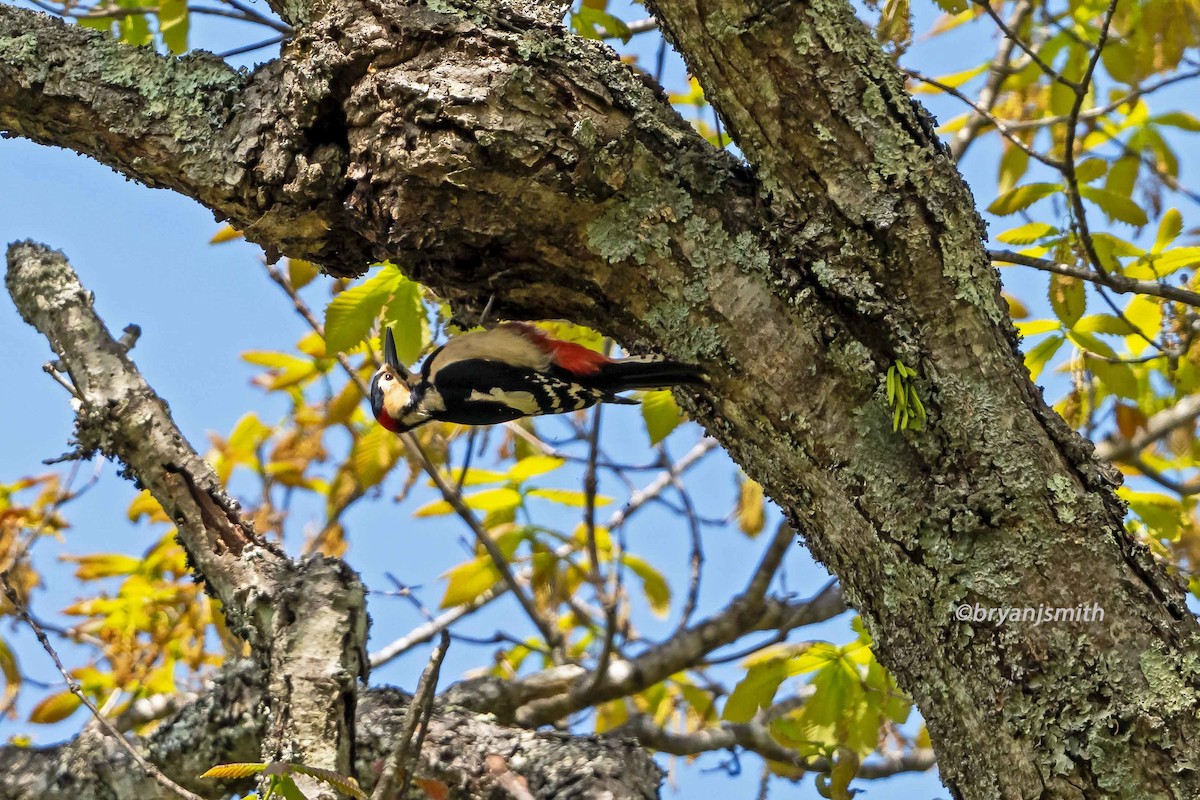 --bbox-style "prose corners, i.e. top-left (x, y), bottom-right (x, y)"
top-left (407, 434), bottom-right (565, 659)
top-left (951, 0), bottom-right (1033, 160)
top-left (214, 35), bottom-right (286, 58)
top-left (902, 68), bottom-right (1062, 169)
top-left (988, 249), bottom-right (1200, 308)
top-left (370, 631), bottom-right (450, 800)
top-left (0, 574), bottom-right (206, 800)
top-left (970, 0), bottom-right (1079, 92)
